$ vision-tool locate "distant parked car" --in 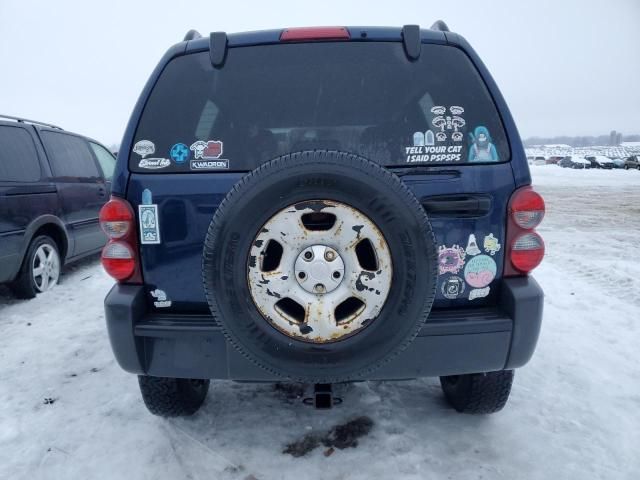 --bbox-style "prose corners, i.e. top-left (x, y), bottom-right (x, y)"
top-left (0, 114), bottom-right (115, 298)
top-left (585, 155), bottom-right (615, 169)
top-left (533, 156), bottom-right (546, 166)
top-left (624, 155), bottom-right (640, 170)
top-left (610, 157), bottom-right (625, 169)
top-left (545, 156), bottom-right (563, 165)
top-left (559, 155), bottom-right (590, 169)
